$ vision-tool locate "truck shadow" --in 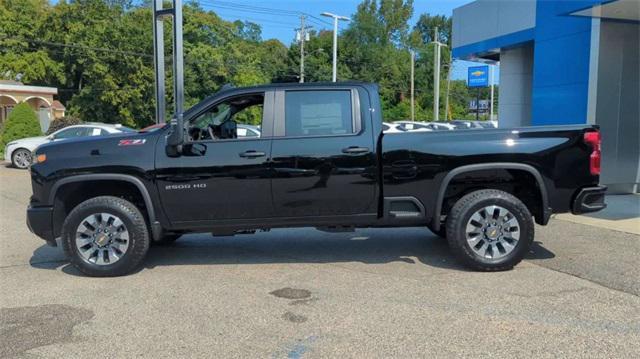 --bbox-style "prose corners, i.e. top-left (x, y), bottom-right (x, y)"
top-left (29, 228), bottom-right (556, 276)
